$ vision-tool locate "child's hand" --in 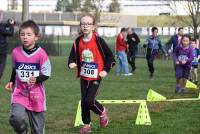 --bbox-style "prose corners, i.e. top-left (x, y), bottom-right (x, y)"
top-left (28, 76), bottom-right (36, 85)
top-left (168, 49), bottom-right (172, 54)
top-left (69, 63), bottom-right (77, 69)
top-left (176, 61), bottom-right (180, 64)
top-left (132, 37), bottom-right (136, 41)
top-left (5, 82), bottom-right (13, 92)
top-left (99, 71), bottom-right (107, 78)
top-left (181, 61), bottom-right (186, 64)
